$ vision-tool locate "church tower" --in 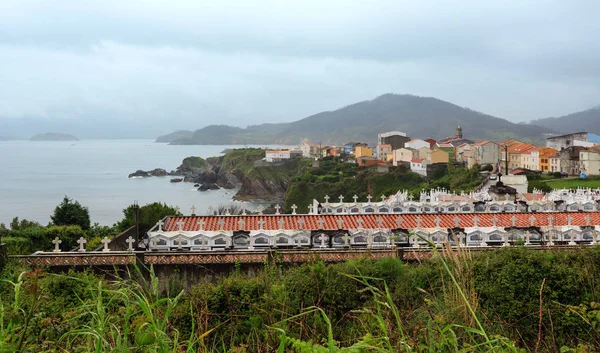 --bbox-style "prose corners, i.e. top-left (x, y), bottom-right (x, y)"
top-left (456, 124), bottom-right (463, 139)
